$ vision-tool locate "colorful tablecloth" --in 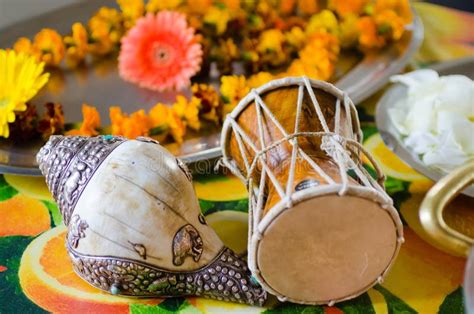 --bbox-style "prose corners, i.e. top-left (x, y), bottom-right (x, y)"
top-left (1, 3), bottom-right (473, 314)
